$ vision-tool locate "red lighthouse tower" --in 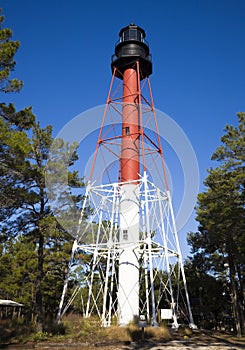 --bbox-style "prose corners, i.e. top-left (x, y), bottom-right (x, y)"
top-left (112, 24), bottom-right (152, 183)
